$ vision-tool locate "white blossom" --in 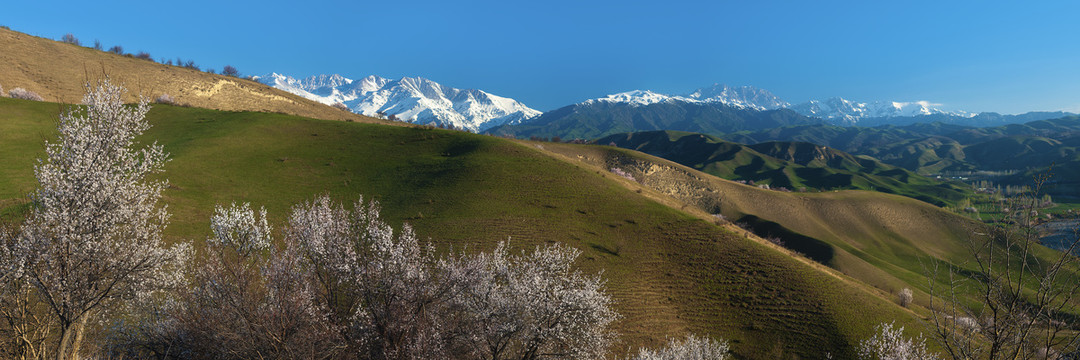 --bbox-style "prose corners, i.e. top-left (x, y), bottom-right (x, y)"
top-left (208, 202), bottom-right (272, 256)
top-left (859, 322), bottom-right (939, 360)
top-left (287, 196), bottom-right (619, 359)
top-left (14, 79), bottom-right (187, 359)
top-left (446, 241), bottom-right (619, 360)
top-left (629, 334), bottom-right (730, 360)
